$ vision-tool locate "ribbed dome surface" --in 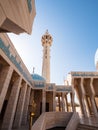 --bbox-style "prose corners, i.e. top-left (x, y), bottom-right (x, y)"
top-left (31, 73), bottom-right (45, 81)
